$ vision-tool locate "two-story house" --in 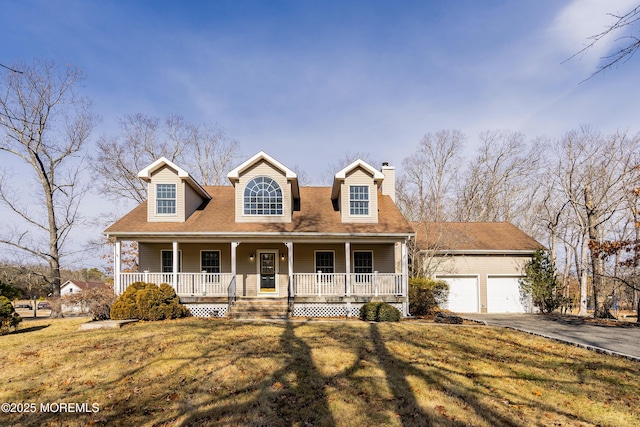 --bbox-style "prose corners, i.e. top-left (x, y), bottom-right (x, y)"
top-left (104, 151), bottom-right (414, 318)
